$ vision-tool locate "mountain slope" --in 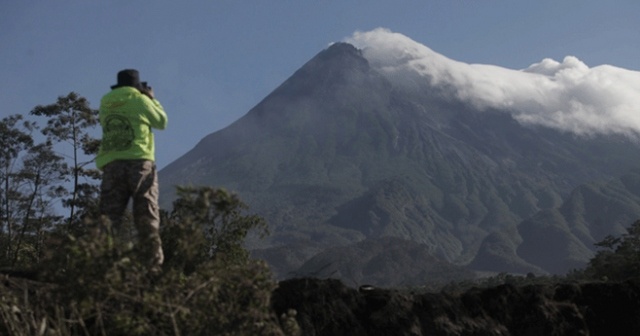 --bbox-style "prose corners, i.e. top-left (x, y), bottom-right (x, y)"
top-left (292, 236), bottom-right (475, 287)
top-left (514, 168), bottom-right (640, 273)
top-left (160, 42), bottom-right (640, 281)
